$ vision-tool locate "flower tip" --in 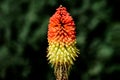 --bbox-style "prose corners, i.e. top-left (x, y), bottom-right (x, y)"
top-left (60, 5), bottom-right (62, 7)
